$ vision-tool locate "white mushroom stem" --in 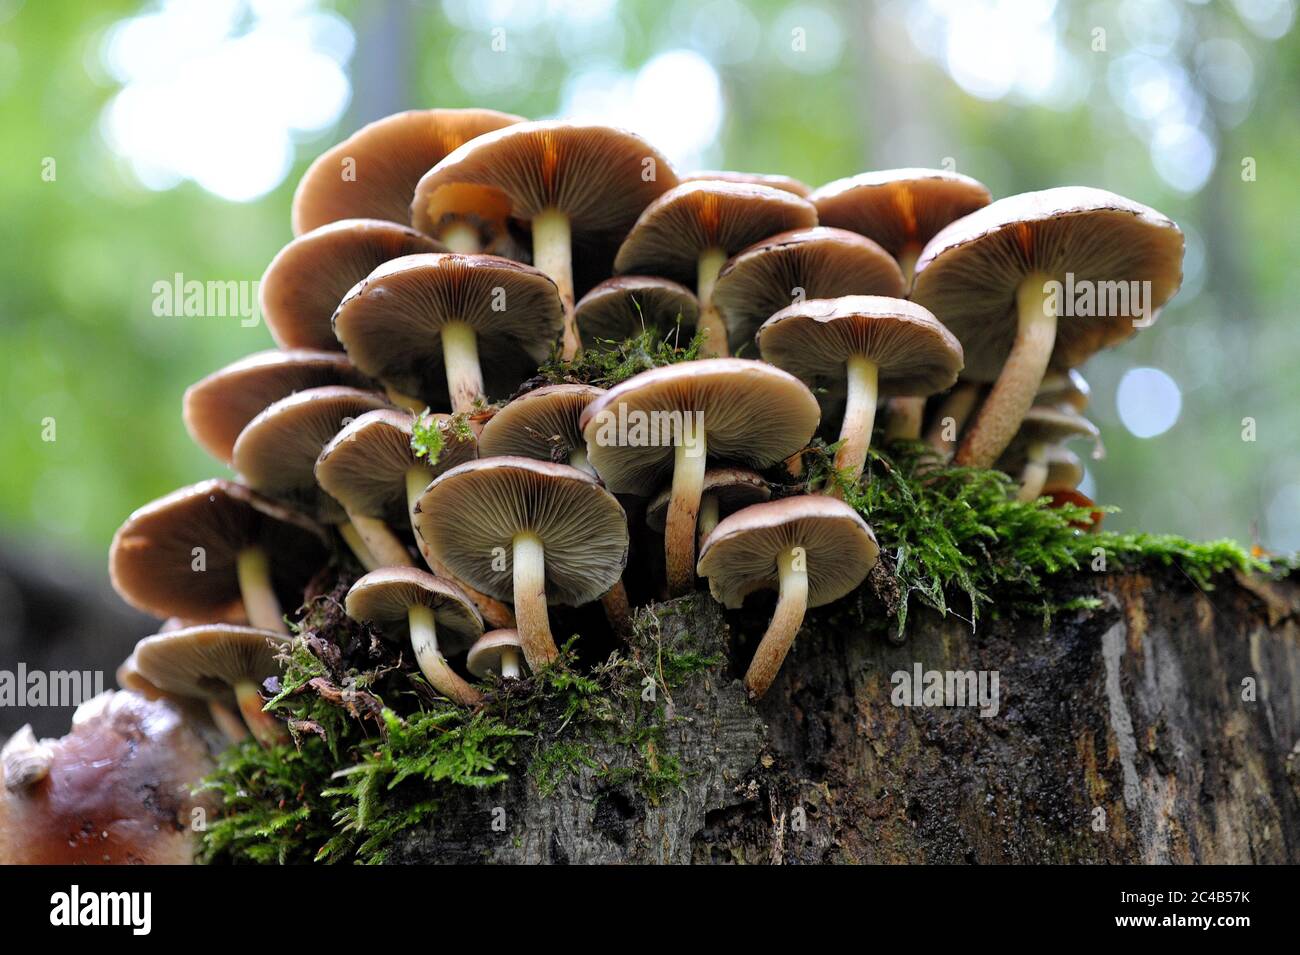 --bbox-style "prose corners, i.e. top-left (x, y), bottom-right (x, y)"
top-left (695, 246), bottom-right (730, 358)
top-left (925, 382), bottom-right (981, 456)
top-left (344, 513), bottom-right (410, 569)
top-left (206, 700), bottom-right (250, 744)
top-left (568, 446), bottom-right (595, 475)
top-left (338, 520), bottom-right (383, 571)
top-left (1017, 441), bottom-right (1050, 502)
top-left (743, 546), bottom-right (809, 700)
top-left (897, 243), bottom-right (922, 287)
top-left (956, 272), bottom-right (1058, 468)
top-left (831, 354), bottom-right (879, 495)
top-left (442, 320), bottom-right (484, 415)
top-left (512, 532), bottom-right (558, 670)
top-left (532, 208), bottom-right (579, 360)
top-left (665, 415), bottom-right (708, 596)
top-left (441, 221), bottom-right (481, 254)
top-left (233, 680), bottom-right (288, 747)
top-left (697, 493), bottom-right (721, 551)
top-left (408, 605), bottom-right (481, 705)
top-left (235, 546), bottom-right (286, 633)
top-left (499, 647), bottom-right (522, 680)
top-left (884, 397), bottom-right (925, 442)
